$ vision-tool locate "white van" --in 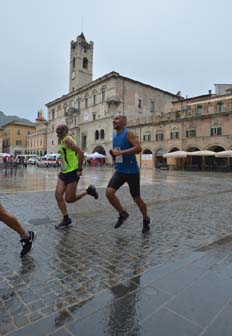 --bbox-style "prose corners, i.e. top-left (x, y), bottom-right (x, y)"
top-left (44, 153), bottom-right (61, 160)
